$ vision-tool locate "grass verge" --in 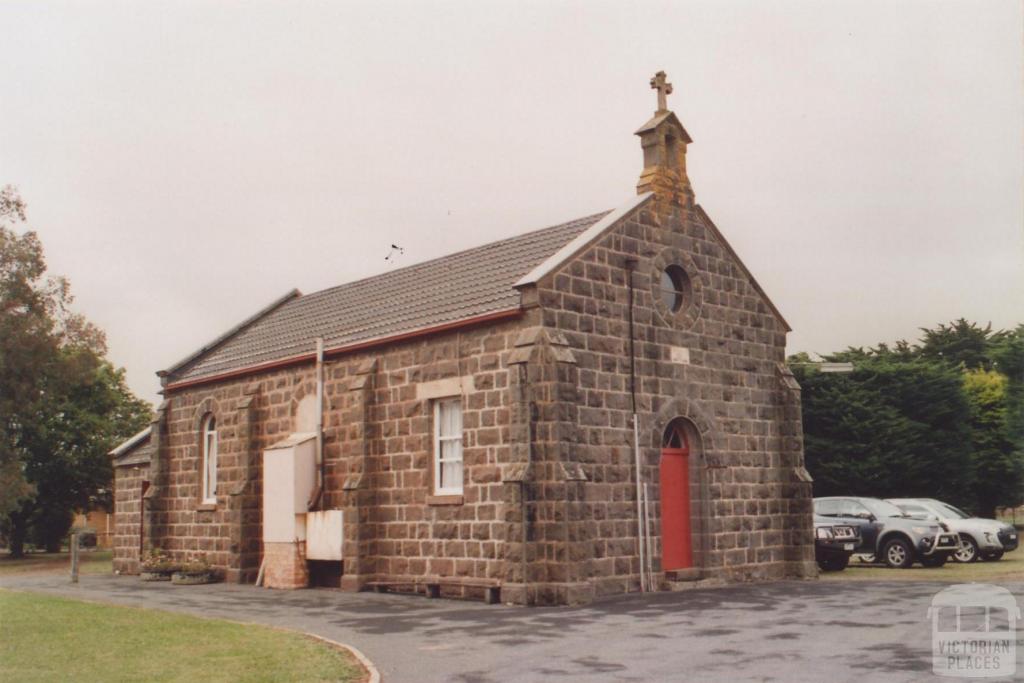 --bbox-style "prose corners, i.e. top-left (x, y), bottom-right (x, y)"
top-left (819, 548), bottom-right (1024, 583)
top-left (0, 590), bottom-right (365, 683)
top-left (0, 550), bottom-right (112, 576)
